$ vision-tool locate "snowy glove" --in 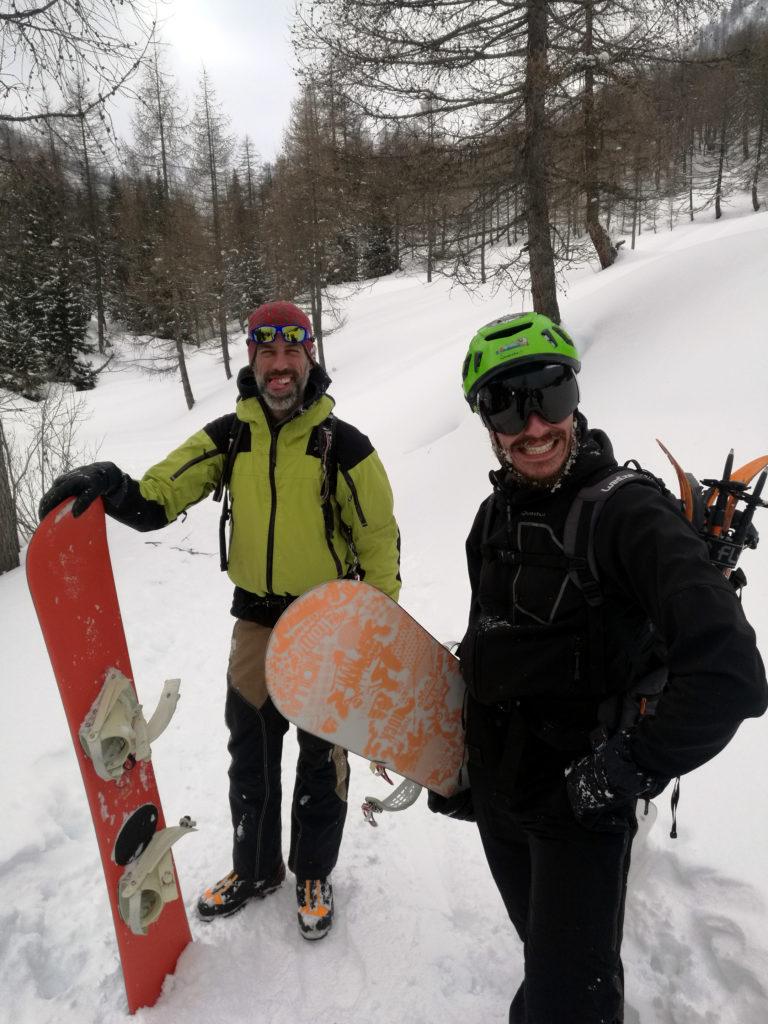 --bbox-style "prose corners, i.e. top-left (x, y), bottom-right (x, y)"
top-left (566, 729), bottom-right (667, 829)
top-left (427, 788), bottom-right (475, 822)
top-left (38, 461), bottom-right (127, 521)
